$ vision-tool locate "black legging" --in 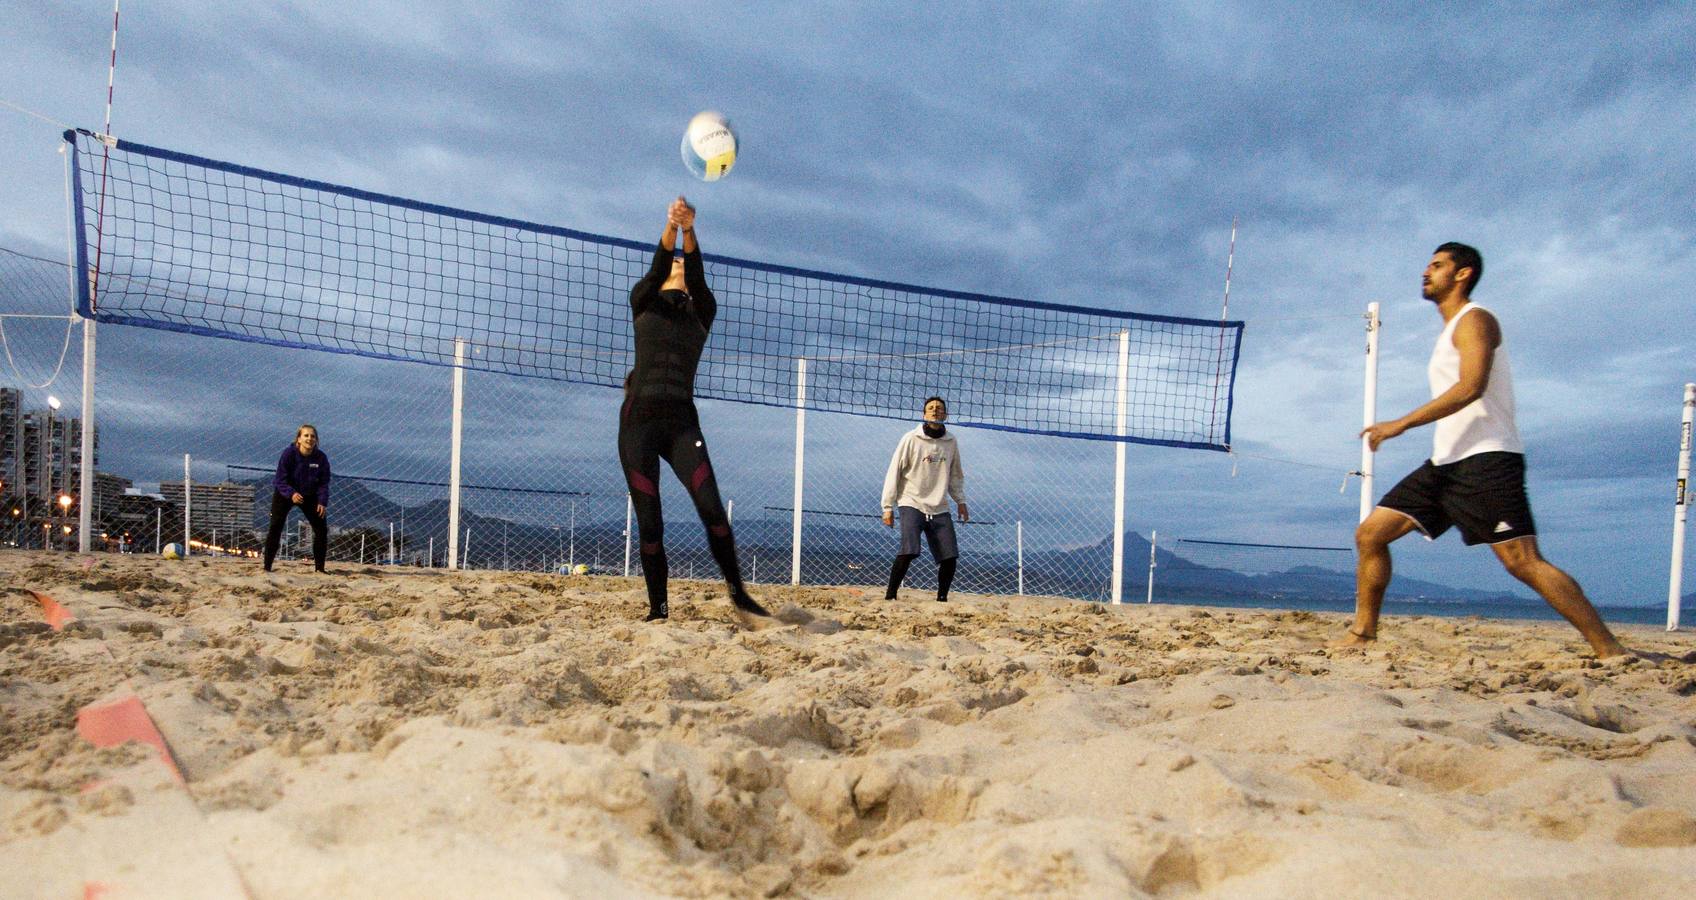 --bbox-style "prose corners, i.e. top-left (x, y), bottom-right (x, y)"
top-left (618, 401), bottom-right (750, 615)
top-left (885, 554), bottom-right (957, 601)
top-left (263, 492), bottom-right (327, 571)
